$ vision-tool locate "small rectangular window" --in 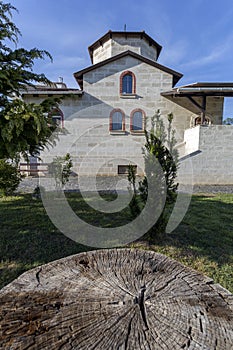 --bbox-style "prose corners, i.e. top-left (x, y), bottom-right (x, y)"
top-left (118, 165), bottom-right (137, 175)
